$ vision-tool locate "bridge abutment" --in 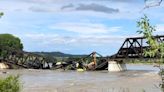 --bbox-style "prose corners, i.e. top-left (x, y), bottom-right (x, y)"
top-left (108, 61), bottom-right (127, 72)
